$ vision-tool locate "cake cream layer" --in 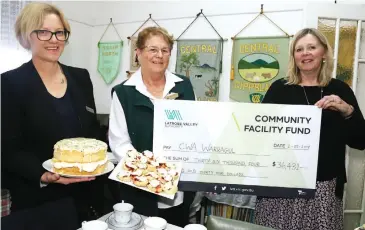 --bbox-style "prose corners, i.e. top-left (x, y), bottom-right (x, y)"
top-left (53, 164), bottom-right (107, 175)
top-left (53, 157), bottom-right (108, 172)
